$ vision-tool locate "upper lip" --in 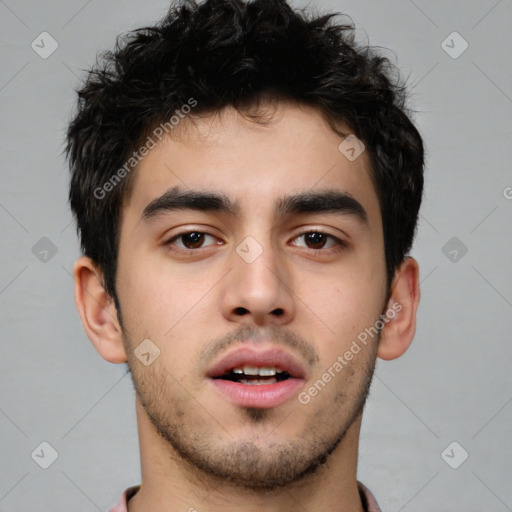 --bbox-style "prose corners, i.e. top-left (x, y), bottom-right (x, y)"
top-left (206, 345), bottom-right (307, 379)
